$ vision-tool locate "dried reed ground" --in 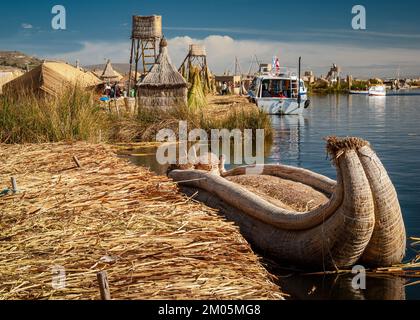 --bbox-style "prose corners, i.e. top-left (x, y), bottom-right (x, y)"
top-left (0, 143), bottom-right (283, 300)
